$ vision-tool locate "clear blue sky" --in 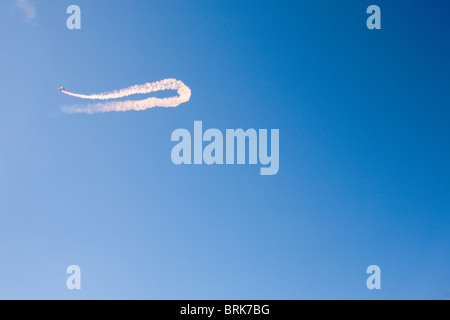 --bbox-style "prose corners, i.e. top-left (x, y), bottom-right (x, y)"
top-left (0, 0), bottom-right (449, 299)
